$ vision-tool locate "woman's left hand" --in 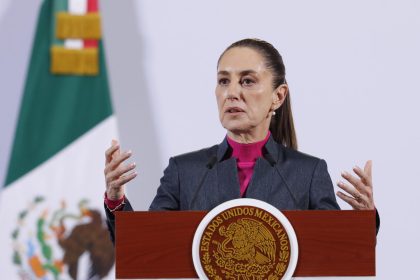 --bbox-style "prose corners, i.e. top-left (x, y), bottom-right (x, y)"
top-left (336, 160), bottom-right (375, 210)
